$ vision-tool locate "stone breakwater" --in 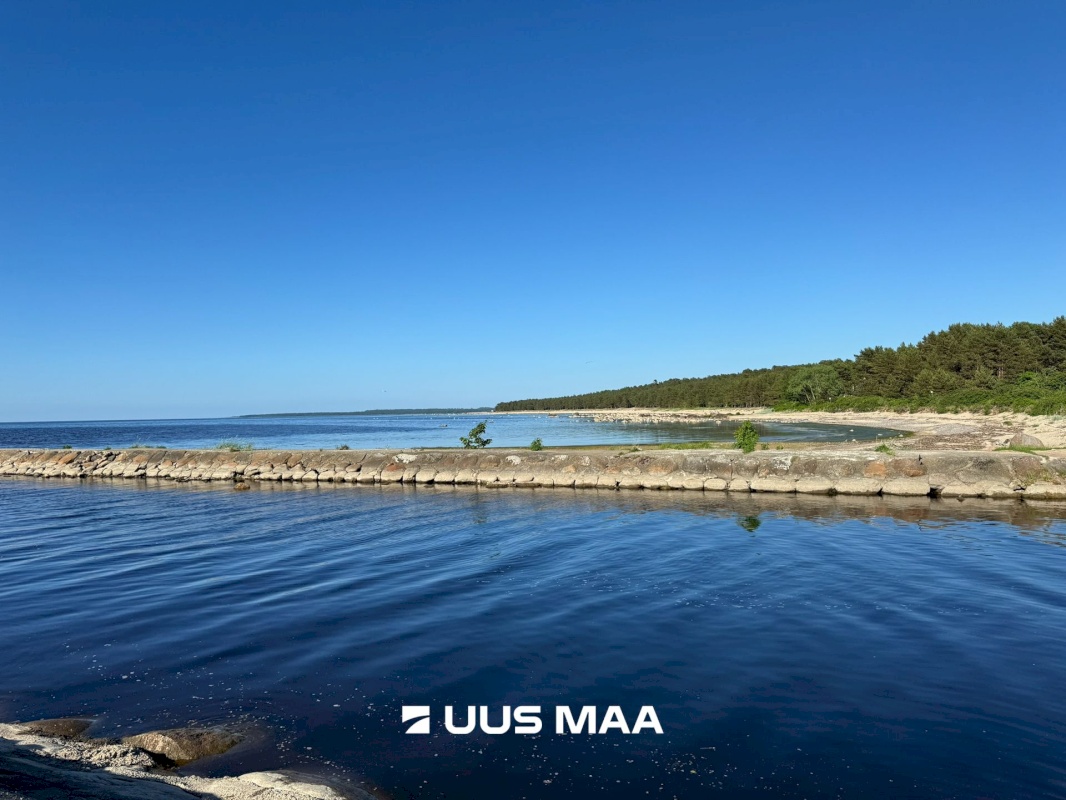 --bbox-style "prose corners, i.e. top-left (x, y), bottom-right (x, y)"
top-left (3, 447), bottom-right (1066, 500)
